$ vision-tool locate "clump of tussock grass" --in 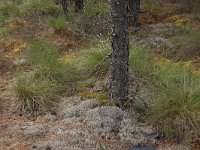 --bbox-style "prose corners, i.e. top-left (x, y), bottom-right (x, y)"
top-left (149, 71), bottom-right (200, 140)
top-left (14, 39), bottom-right (80, 116)
top-left (129, 45), bottom-right (156, 79)
top-left (128, 44), bottom-right (200, 141)
top-left (171, 28), bottom-right (200, 60)
top-left (28, 40), bottom-right (79, 85)
top-left (14, 72), bottom-right (58, 116)
top-left (49, 16), bottom-right (67, 32)
top-left (78, 41), bottom-right (110, 76)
